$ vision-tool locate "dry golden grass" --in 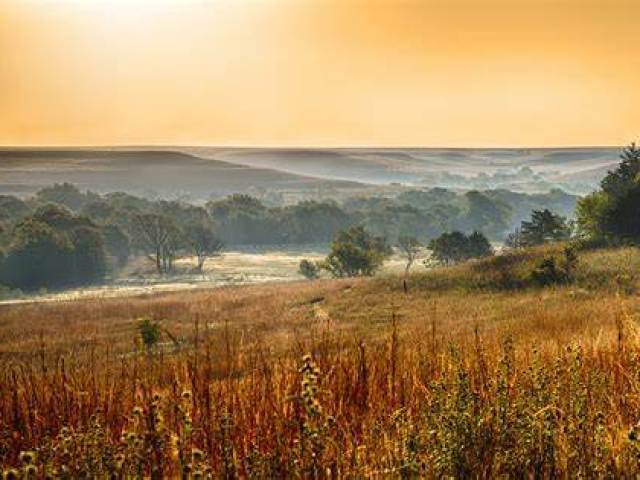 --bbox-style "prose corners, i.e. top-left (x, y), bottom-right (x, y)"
top-left (1, 245), bottom-right (640, 477)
